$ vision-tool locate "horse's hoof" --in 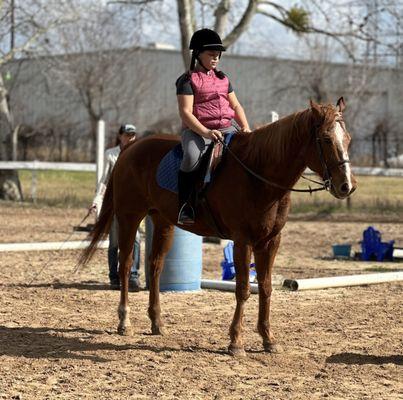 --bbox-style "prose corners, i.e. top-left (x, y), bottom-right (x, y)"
top-left (117, 325), bottom-right (133, 336)
top-left (228, 344), bottom-right (246, 358)
top-left (263, 342), bottom-right (283, 353)
top-left (151, 325), bottom-right (165, 335)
